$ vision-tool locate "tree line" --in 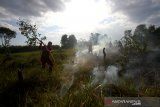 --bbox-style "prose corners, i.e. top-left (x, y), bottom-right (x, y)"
top-left (0, 20), bottom-right (77, 54)
top-left (0, 22), bottom-right (160, 54)
top-left (0, 45), bottom-right (60, 54)
top-left (122, 24), bottom-right (160, 54)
